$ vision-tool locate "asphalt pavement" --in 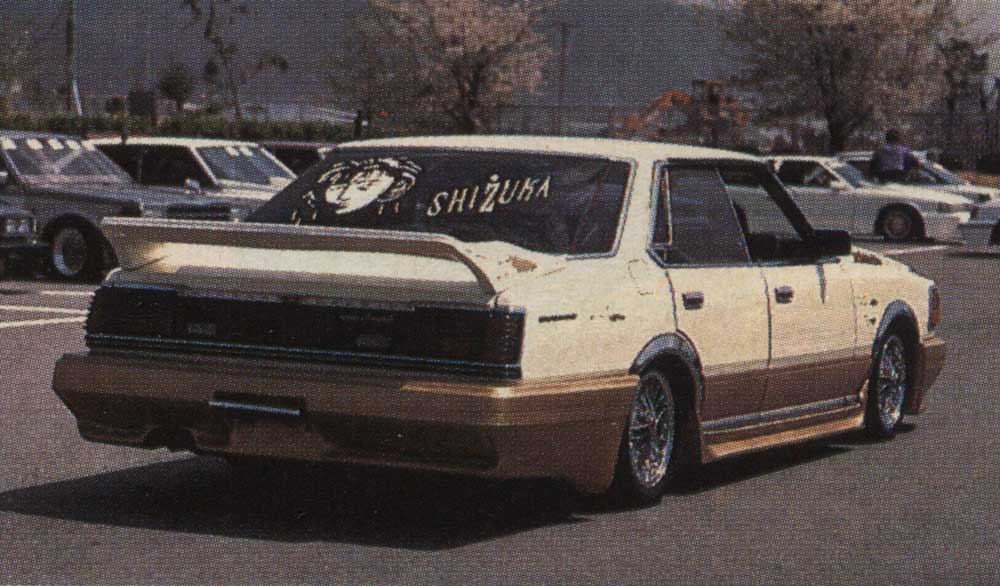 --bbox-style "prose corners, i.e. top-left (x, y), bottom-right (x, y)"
top-left (0, 242), bottom-right (997, 585)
